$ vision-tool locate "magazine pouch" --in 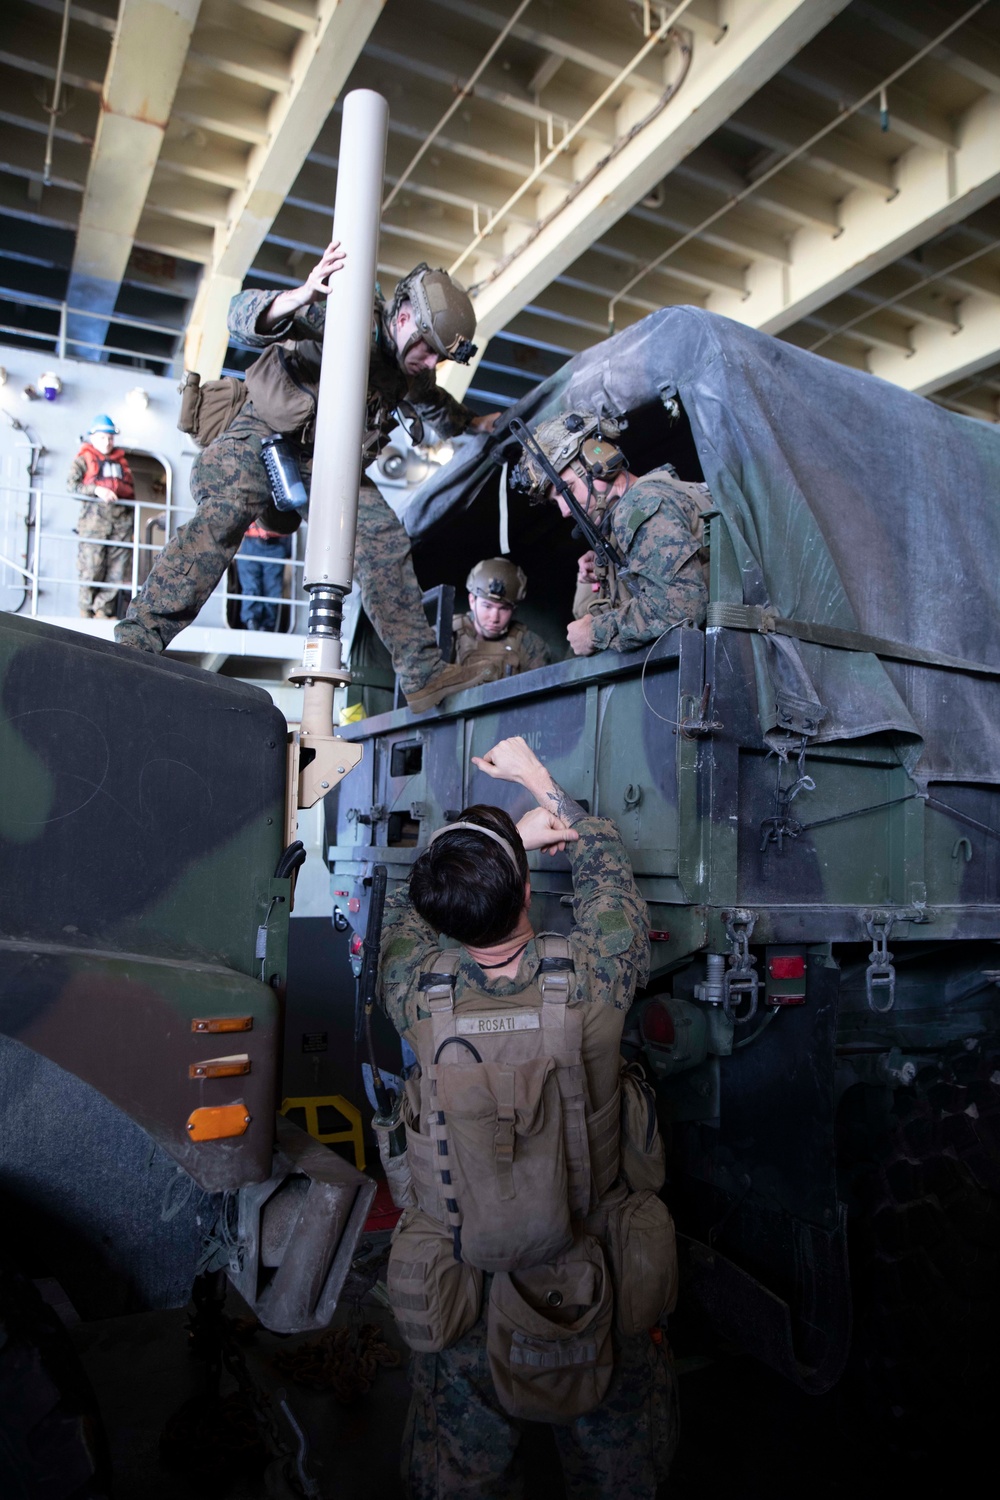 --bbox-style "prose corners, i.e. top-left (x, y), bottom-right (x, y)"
top-left (387, 1208), bottom-right (482, 1353)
